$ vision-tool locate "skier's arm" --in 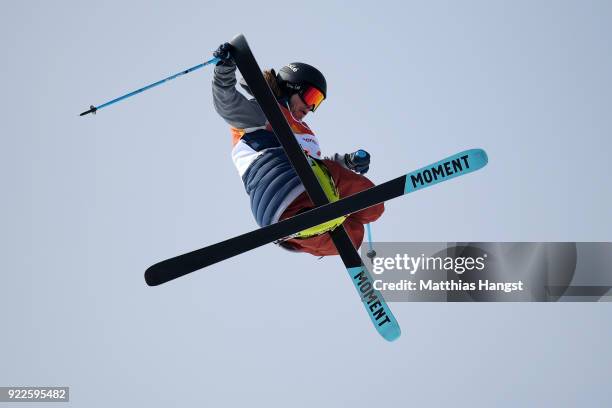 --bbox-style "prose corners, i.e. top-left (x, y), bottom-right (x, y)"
top-left (212, 63), bottom-right (267, 129)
